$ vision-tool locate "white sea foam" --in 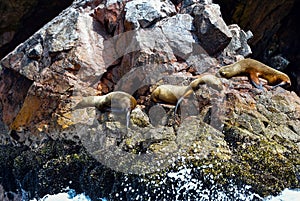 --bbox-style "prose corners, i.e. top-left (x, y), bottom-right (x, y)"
top-left (29, 188), bottom-right (300, 201)
top-left (29, 189), bottom-right (94, 201)
top-left (264, 188), bottom-right (300, 201)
